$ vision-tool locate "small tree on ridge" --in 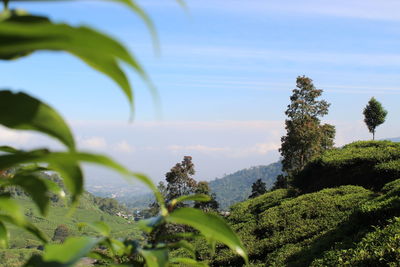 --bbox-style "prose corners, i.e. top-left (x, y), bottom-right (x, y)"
top-left (363, 97), bottom-right (387, 140)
